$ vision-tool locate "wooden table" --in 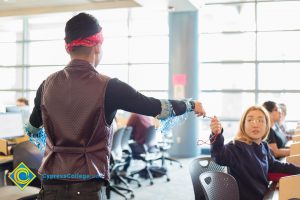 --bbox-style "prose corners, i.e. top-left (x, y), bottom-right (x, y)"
top-left (0, 155), bottom-right (13, 186)
top-left (0, 155), bottom-right (13, 165)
